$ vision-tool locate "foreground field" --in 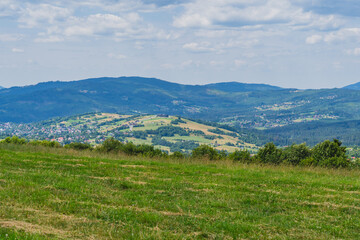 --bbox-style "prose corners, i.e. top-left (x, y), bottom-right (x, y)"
top-left (0, 145), bottom-right (360, 239)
